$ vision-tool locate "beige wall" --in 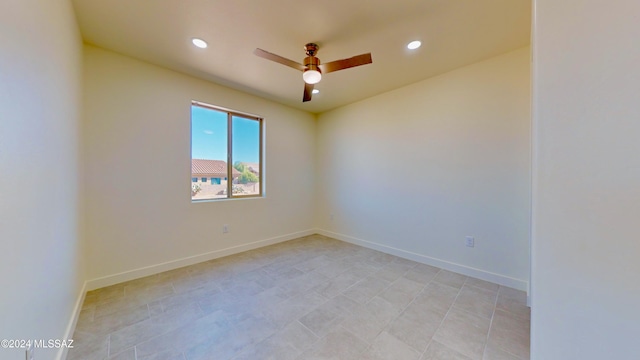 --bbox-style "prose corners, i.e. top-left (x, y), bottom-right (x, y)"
top-left (82, 46), bottom-right (317, 287)
top-left (0, 0), bottom-right (84, 359)
top-left (316, 48), bottom-right (531, 290)
top-left (531, 1), bottom-right (640, 358)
